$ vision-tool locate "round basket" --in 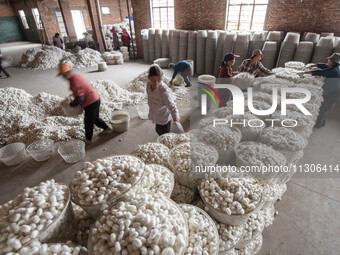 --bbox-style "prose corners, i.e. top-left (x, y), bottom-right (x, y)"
top-left (216, 127), bottom-right (242, 166)
top-left (179, 204), bottom-right (219, 255)
top-left (70, 155), bottom-right (145, 219)
top-left (219, 248), bottom-right (237, 255)
top-left (235, 221), bottom-right (264, 249)
top-left (0, 142), bottom-right (27, 166)
top-left (87, 193), bottom-right (189, 255)
top-left (110, 111), bottom-right (130, 133)
top-left (58, 140), bottom-right (85, 164)
top-left (199, 177), bottom-right (263, 226)
top-left (27, 139), bottom-right (55, 162)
